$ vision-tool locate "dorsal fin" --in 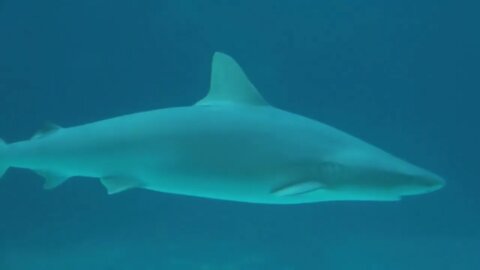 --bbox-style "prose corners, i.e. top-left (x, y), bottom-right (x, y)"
top-left (32, 122), bottom-right (62, 140)
top-left (195, 52), bottom-right (269, 106)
